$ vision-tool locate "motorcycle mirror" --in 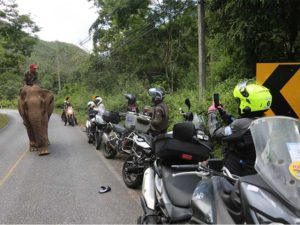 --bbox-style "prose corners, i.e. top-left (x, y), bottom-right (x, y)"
top-left (185, 98), bottom-right (191, 110)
